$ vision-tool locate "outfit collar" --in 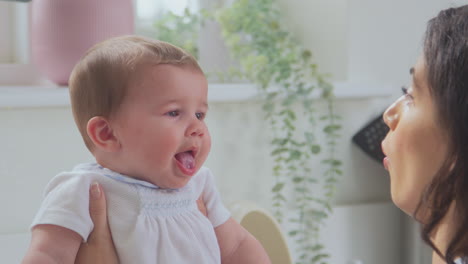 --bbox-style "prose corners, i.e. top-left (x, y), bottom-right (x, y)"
top-left (78, 162), bottom-right (161, 189)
